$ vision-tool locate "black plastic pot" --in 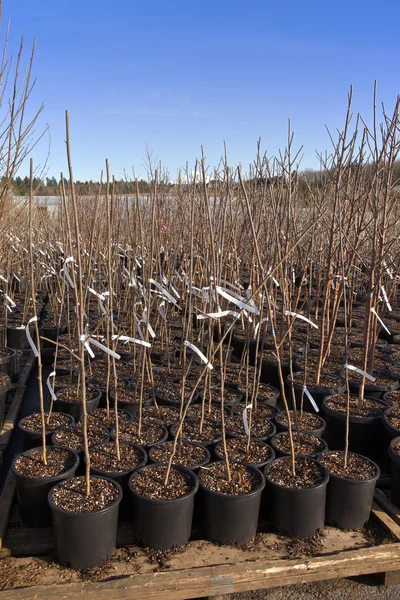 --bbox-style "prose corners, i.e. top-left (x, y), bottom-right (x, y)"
top-left (199, 462), bottom-right (265, 544)
top-left (6, 326), bottom-right (31, 350)
top-left (89, 442), bottom-right (147, 518)
top-left (389, 438), bottom-right (400, 506)
top-left (18, 413), bottom-right (75, 451)
top-left (260, 358), bottom-right (291, 392)
top-left (232, 334), bottom-right (257, 363)
top-left (321, 452), bottom-right (380, 529)
top-left (0, 373), bottom-right (12, 426)
top-left (129, 464), bottom-right (198, 550)
top-left (0, 347), bottom-right (17, 378)
top-left (12, 446), bottom-right (79, 527)
top-left (53, 389), bottom-right (102, 421)
top-left (264, 456), bottom-right (329, 538)
top-left (49, 476), bottom-right (122, 569)
top-left (322, 396), bottom-right (388, 463)
top-left (348, 371), bottom-right (399, 400)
